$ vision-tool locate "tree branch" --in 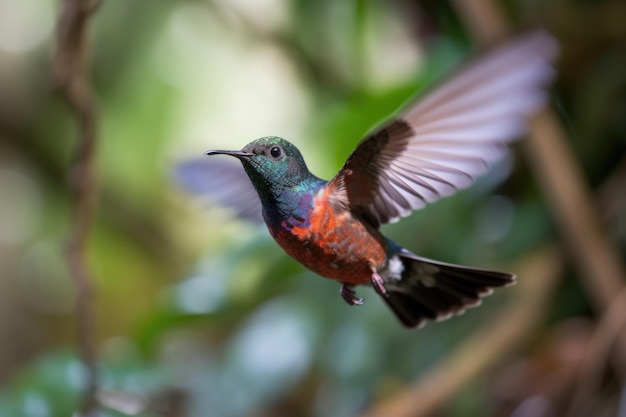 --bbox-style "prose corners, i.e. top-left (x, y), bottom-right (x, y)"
top-left (451, 0), bottom-right (626, 378)
top-left (567, 287), bottom-right (626, 416)
top-left (53, 0), bottom-right (101, 415)
top-left (358, 247), bottom-right (564, 417)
